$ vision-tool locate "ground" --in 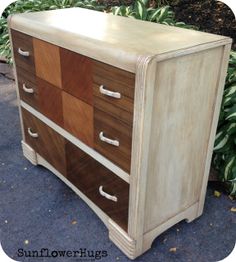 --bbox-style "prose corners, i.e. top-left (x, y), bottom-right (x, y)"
top-left (0, 64), bottom-right (235, 261)
top-left (170, 0), bottom-right (236, 49)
